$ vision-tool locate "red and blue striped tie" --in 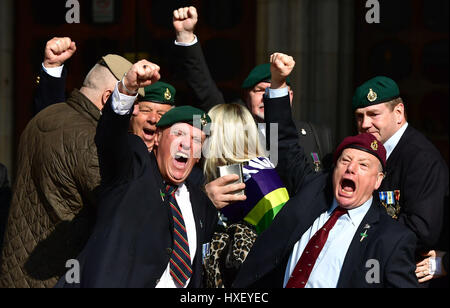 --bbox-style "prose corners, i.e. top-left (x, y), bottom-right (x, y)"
top-left (166, 184), bottom-right (192, 287)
